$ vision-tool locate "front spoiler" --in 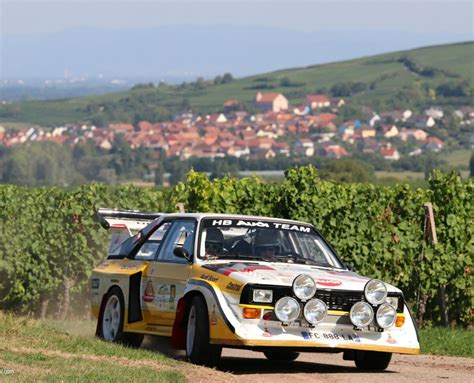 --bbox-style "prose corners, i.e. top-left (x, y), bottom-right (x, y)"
top-left (214, 337), bottom-right (419, 354)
